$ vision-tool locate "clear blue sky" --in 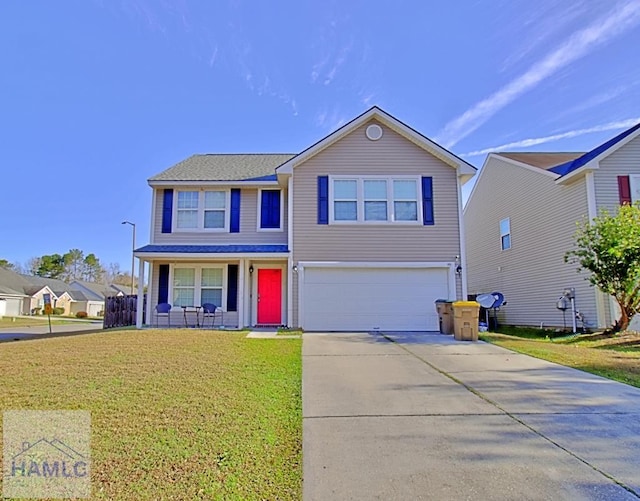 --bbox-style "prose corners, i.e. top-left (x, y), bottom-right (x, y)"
top-left (1, 0), bottom-right (639, 273)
